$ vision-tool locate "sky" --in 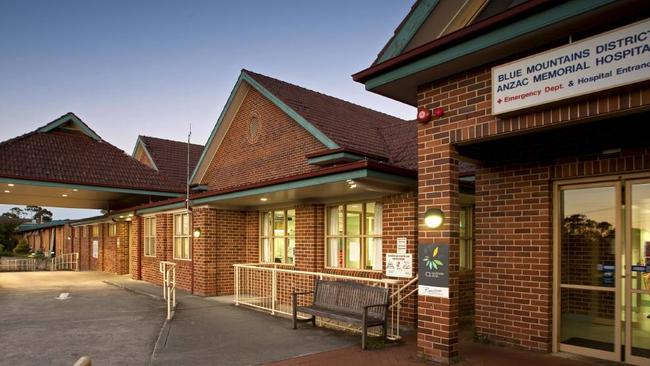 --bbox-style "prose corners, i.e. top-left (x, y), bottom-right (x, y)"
top-left (0, 0), bottom-right (415, 220)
